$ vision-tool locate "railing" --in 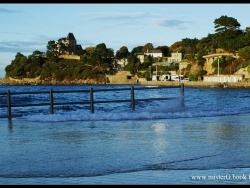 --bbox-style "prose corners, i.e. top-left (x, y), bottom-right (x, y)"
top-left (0, 84), bottom-right (184, 119)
